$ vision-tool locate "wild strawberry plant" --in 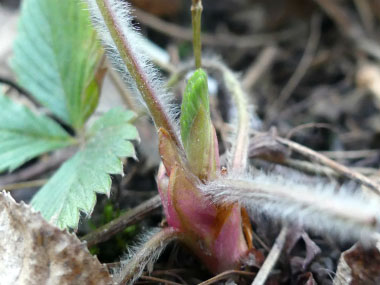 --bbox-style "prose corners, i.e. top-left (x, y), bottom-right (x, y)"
top-left (3, 0), bottom-right (380, 283)
top-left (86, 0), bottom-right (380, 281)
